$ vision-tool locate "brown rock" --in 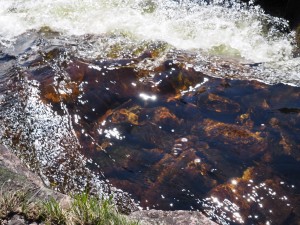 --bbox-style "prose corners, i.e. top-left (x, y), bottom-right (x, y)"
top-left (206, 166), bottom-right (297, 225)
top-left (204, 93), bottom-right (240, 113)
